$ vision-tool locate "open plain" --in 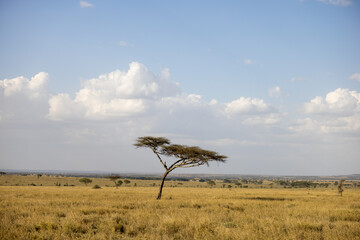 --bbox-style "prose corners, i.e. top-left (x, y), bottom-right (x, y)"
top-left (0, 175), bottom-right (359, 239)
